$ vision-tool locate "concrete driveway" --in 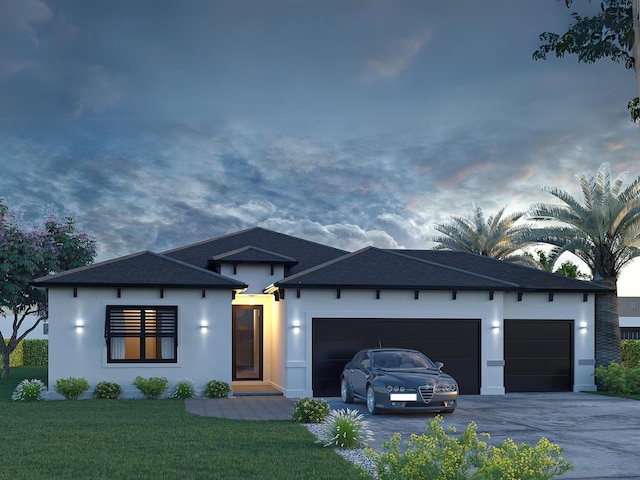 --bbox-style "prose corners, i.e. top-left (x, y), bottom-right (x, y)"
top-left (326, 392), bottom-right (640, 480)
